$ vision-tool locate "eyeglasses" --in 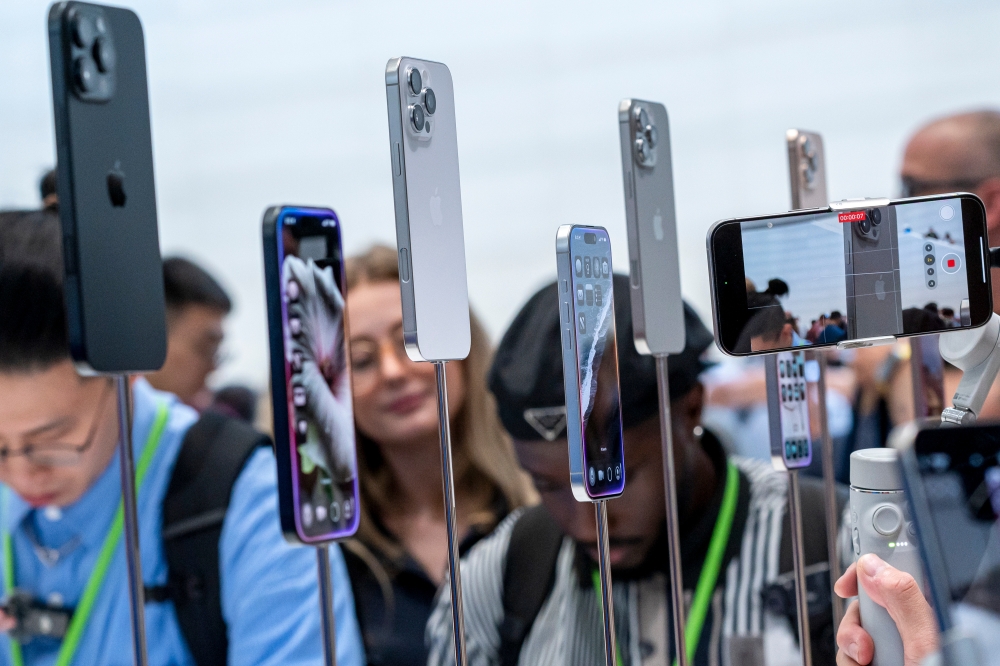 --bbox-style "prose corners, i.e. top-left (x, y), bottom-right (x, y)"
top-left (0, 379), bottom-right (114, 467)
top-left (900, 176), bottom-right (984, 198)
top-left (349, 327), bottom-right (410, 391)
